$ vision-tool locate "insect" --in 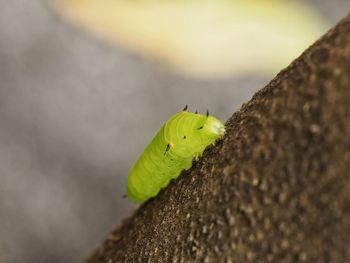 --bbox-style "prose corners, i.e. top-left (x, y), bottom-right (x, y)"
top-left (126, 106), bottom-right (225, 203)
